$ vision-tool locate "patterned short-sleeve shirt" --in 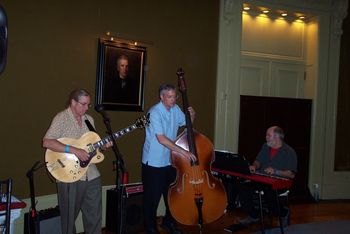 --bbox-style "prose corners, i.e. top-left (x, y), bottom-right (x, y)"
top-left (44, 108), bottom-right (100, 181)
